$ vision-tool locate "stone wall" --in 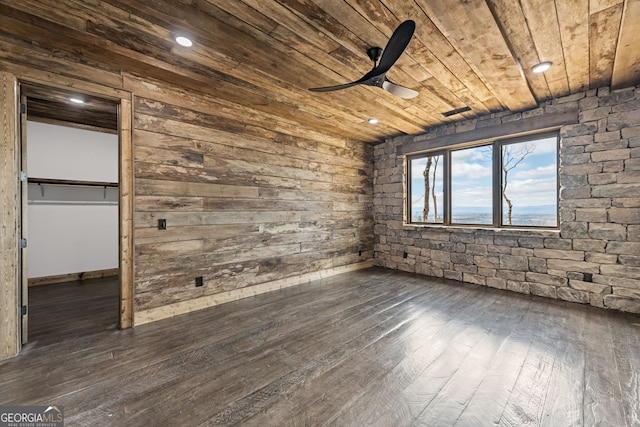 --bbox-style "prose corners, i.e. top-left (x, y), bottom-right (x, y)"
top-left (373, 85), bottom-right (640, 314)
